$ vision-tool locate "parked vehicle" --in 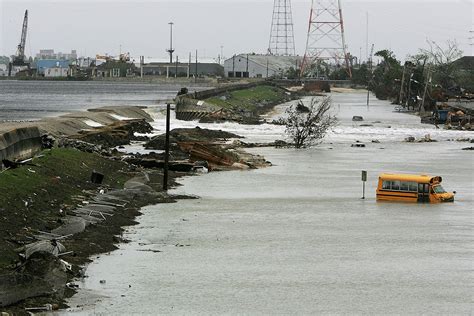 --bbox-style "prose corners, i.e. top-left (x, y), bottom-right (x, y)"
top-left (376, 173), bottom-right (455, 203)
